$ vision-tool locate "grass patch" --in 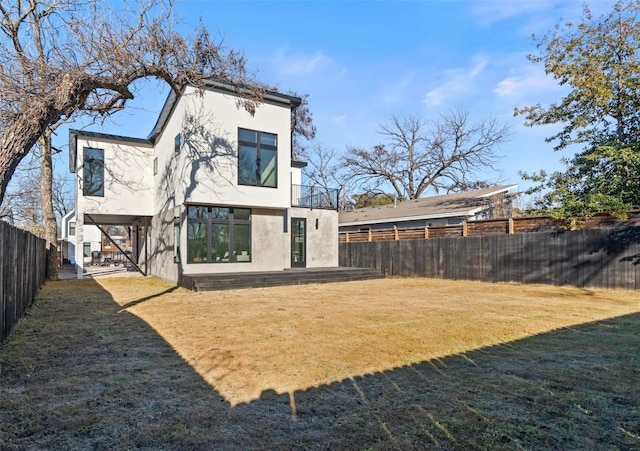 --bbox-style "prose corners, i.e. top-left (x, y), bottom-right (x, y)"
top-left (1, 277), bottom-right (639, 449)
